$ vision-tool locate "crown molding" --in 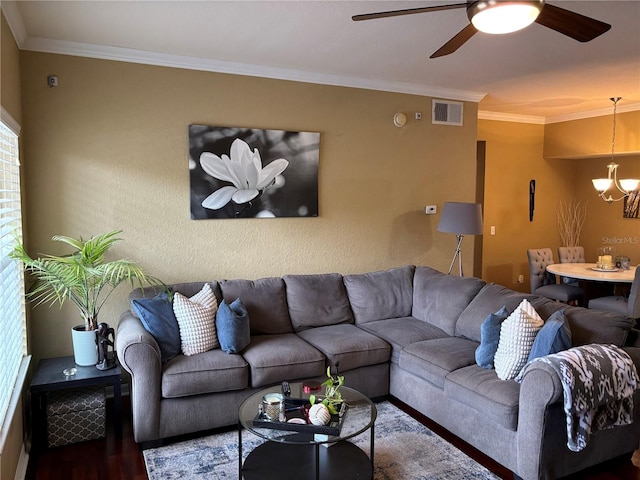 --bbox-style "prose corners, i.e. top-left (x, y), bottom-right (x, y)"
top-left (477, 110), bottom-right (545, 124)
top-left (21, 36), bottom-right (487, 103)
top-left (1, 1), bottom-right (27, 46)
top-left (545, 102), bottom-right (640, 124)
